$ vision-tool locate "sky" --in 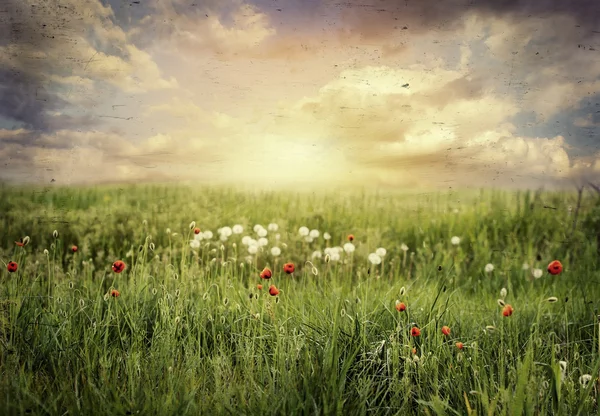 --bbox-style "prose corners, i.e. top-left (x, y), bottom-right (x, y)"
top-left (0, 0), bottom-right (599, 190)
